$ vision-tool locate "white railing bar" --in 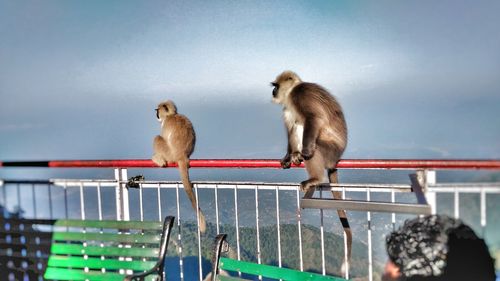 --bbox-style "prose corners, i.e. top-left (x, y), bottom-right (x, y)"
top-left (48, 184), bottom-right (53, 219)
top-left (157, 182), bottom-right (162, 222)
top-left (1, 183), bottom-right (6, 215)
top-left (63, 181), bottom-right (68, 219)
top-left (429, 182), bottom-right (500, 188)
top-left (391, 190), bottom-right (396, 231)
top-left (175, 183), bottom-right (184, 281)
top-left (342, 184), bottom-right (349, 280)
top-left (215, 184), bottom-right (220, 234)
top-left (51, 179), bottom-right (116, 184)
top-left (150, 185), bottom-right (412, 193)
top-left (454, 188), bottom-right (459, 219)
top-left (25, 179), bottom-right (500, 193)
top-left (51, 181), bottom-right (415, 193)
top-left (234, 184), bottom-right (241, 262)
top-left (301, 199), bottom-right (432, 214)
top-left (195, 184), bottom-right (203, 281)
top-left (142, 180), bottom-right (411, 188)
top-left (275, 185), bottom-right (282, 270)
top-left (97, 182), bottom-right (103, 221)
top-left (50, 179), bottom-right (412, 189)
top-left (367, 189), bottom-right (373, 281)
top-left (428, 187), bottom-right (500, 193)
top-left (139, 182), bottom-right (144, 221)
top-left (79, 182), bottom-right (85, 220)
top-left (146, 181), bottom-right (412, 189)
top-left (480, 189), bottom-right (486, 237)
top-left (296, 187), bottom-right (304, 272)
top-left (319, 189), bottom-right (326, 276)
top-left (16, 183), bottom-right (20, 215)
top-left (255, 185), bottom-right (262, 268)
top-left (32, 184), bottom-right (37, 218)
